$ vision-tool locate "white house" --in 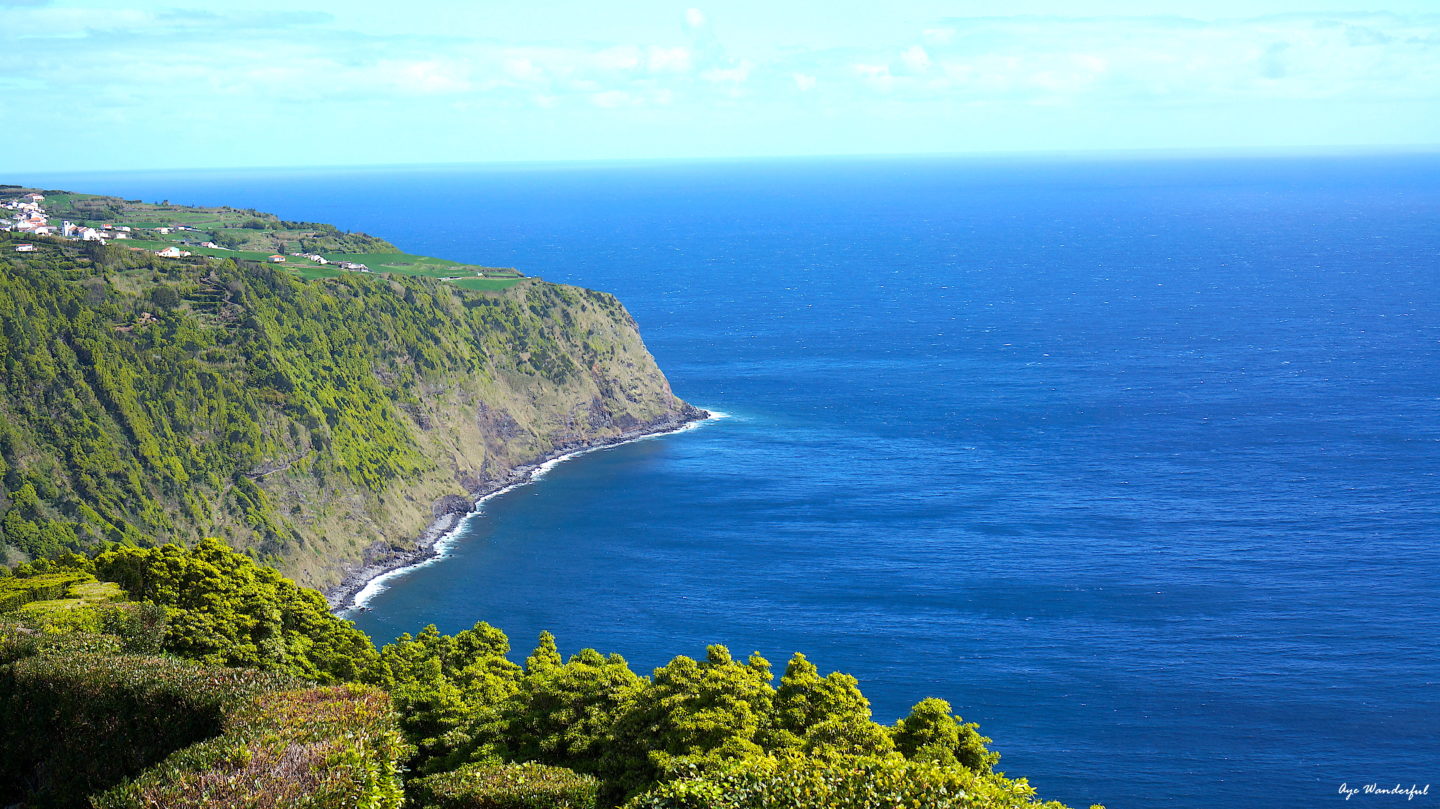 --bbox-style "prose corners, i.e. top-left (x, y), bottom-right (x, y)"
top-left (22, 193), bottom-right (44, 202)
top-left (339, 261), bottom-right (369, 271)
top-left (200, 241), bottom-right (221, 249)
top-left (156, 246), bottom-right (191, 258)
top-left (155, 227), bottom-right (172, 235)
top-left (79, 228), bottom-right (103, 241)
top-left (268, 254), bottom-right (286, 263)
top-left (14, 244), bottom-right (36, 252)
